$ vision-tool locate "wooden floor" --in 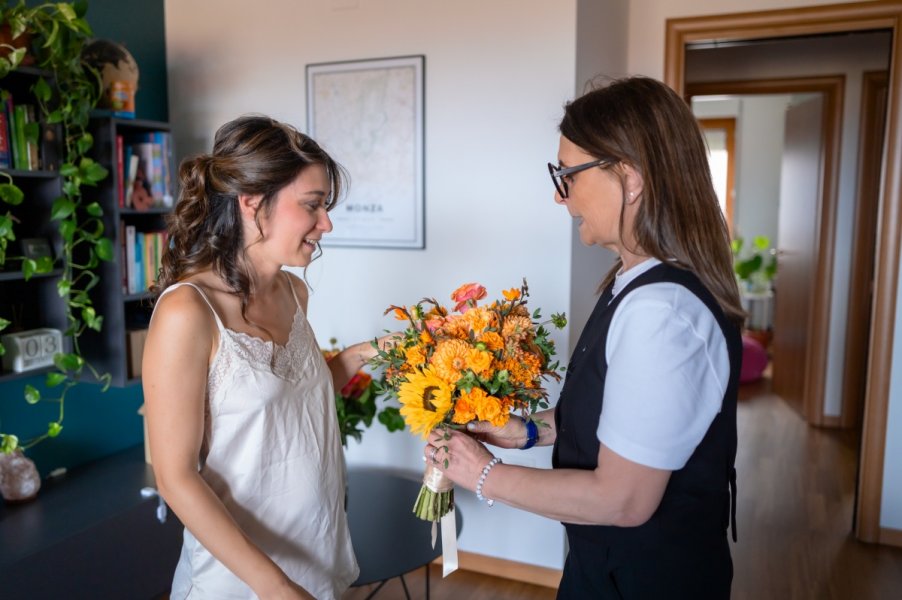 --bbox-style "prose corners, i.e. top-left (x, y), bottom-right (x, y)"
top-left (344, 376), bottom-right (902, 600)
